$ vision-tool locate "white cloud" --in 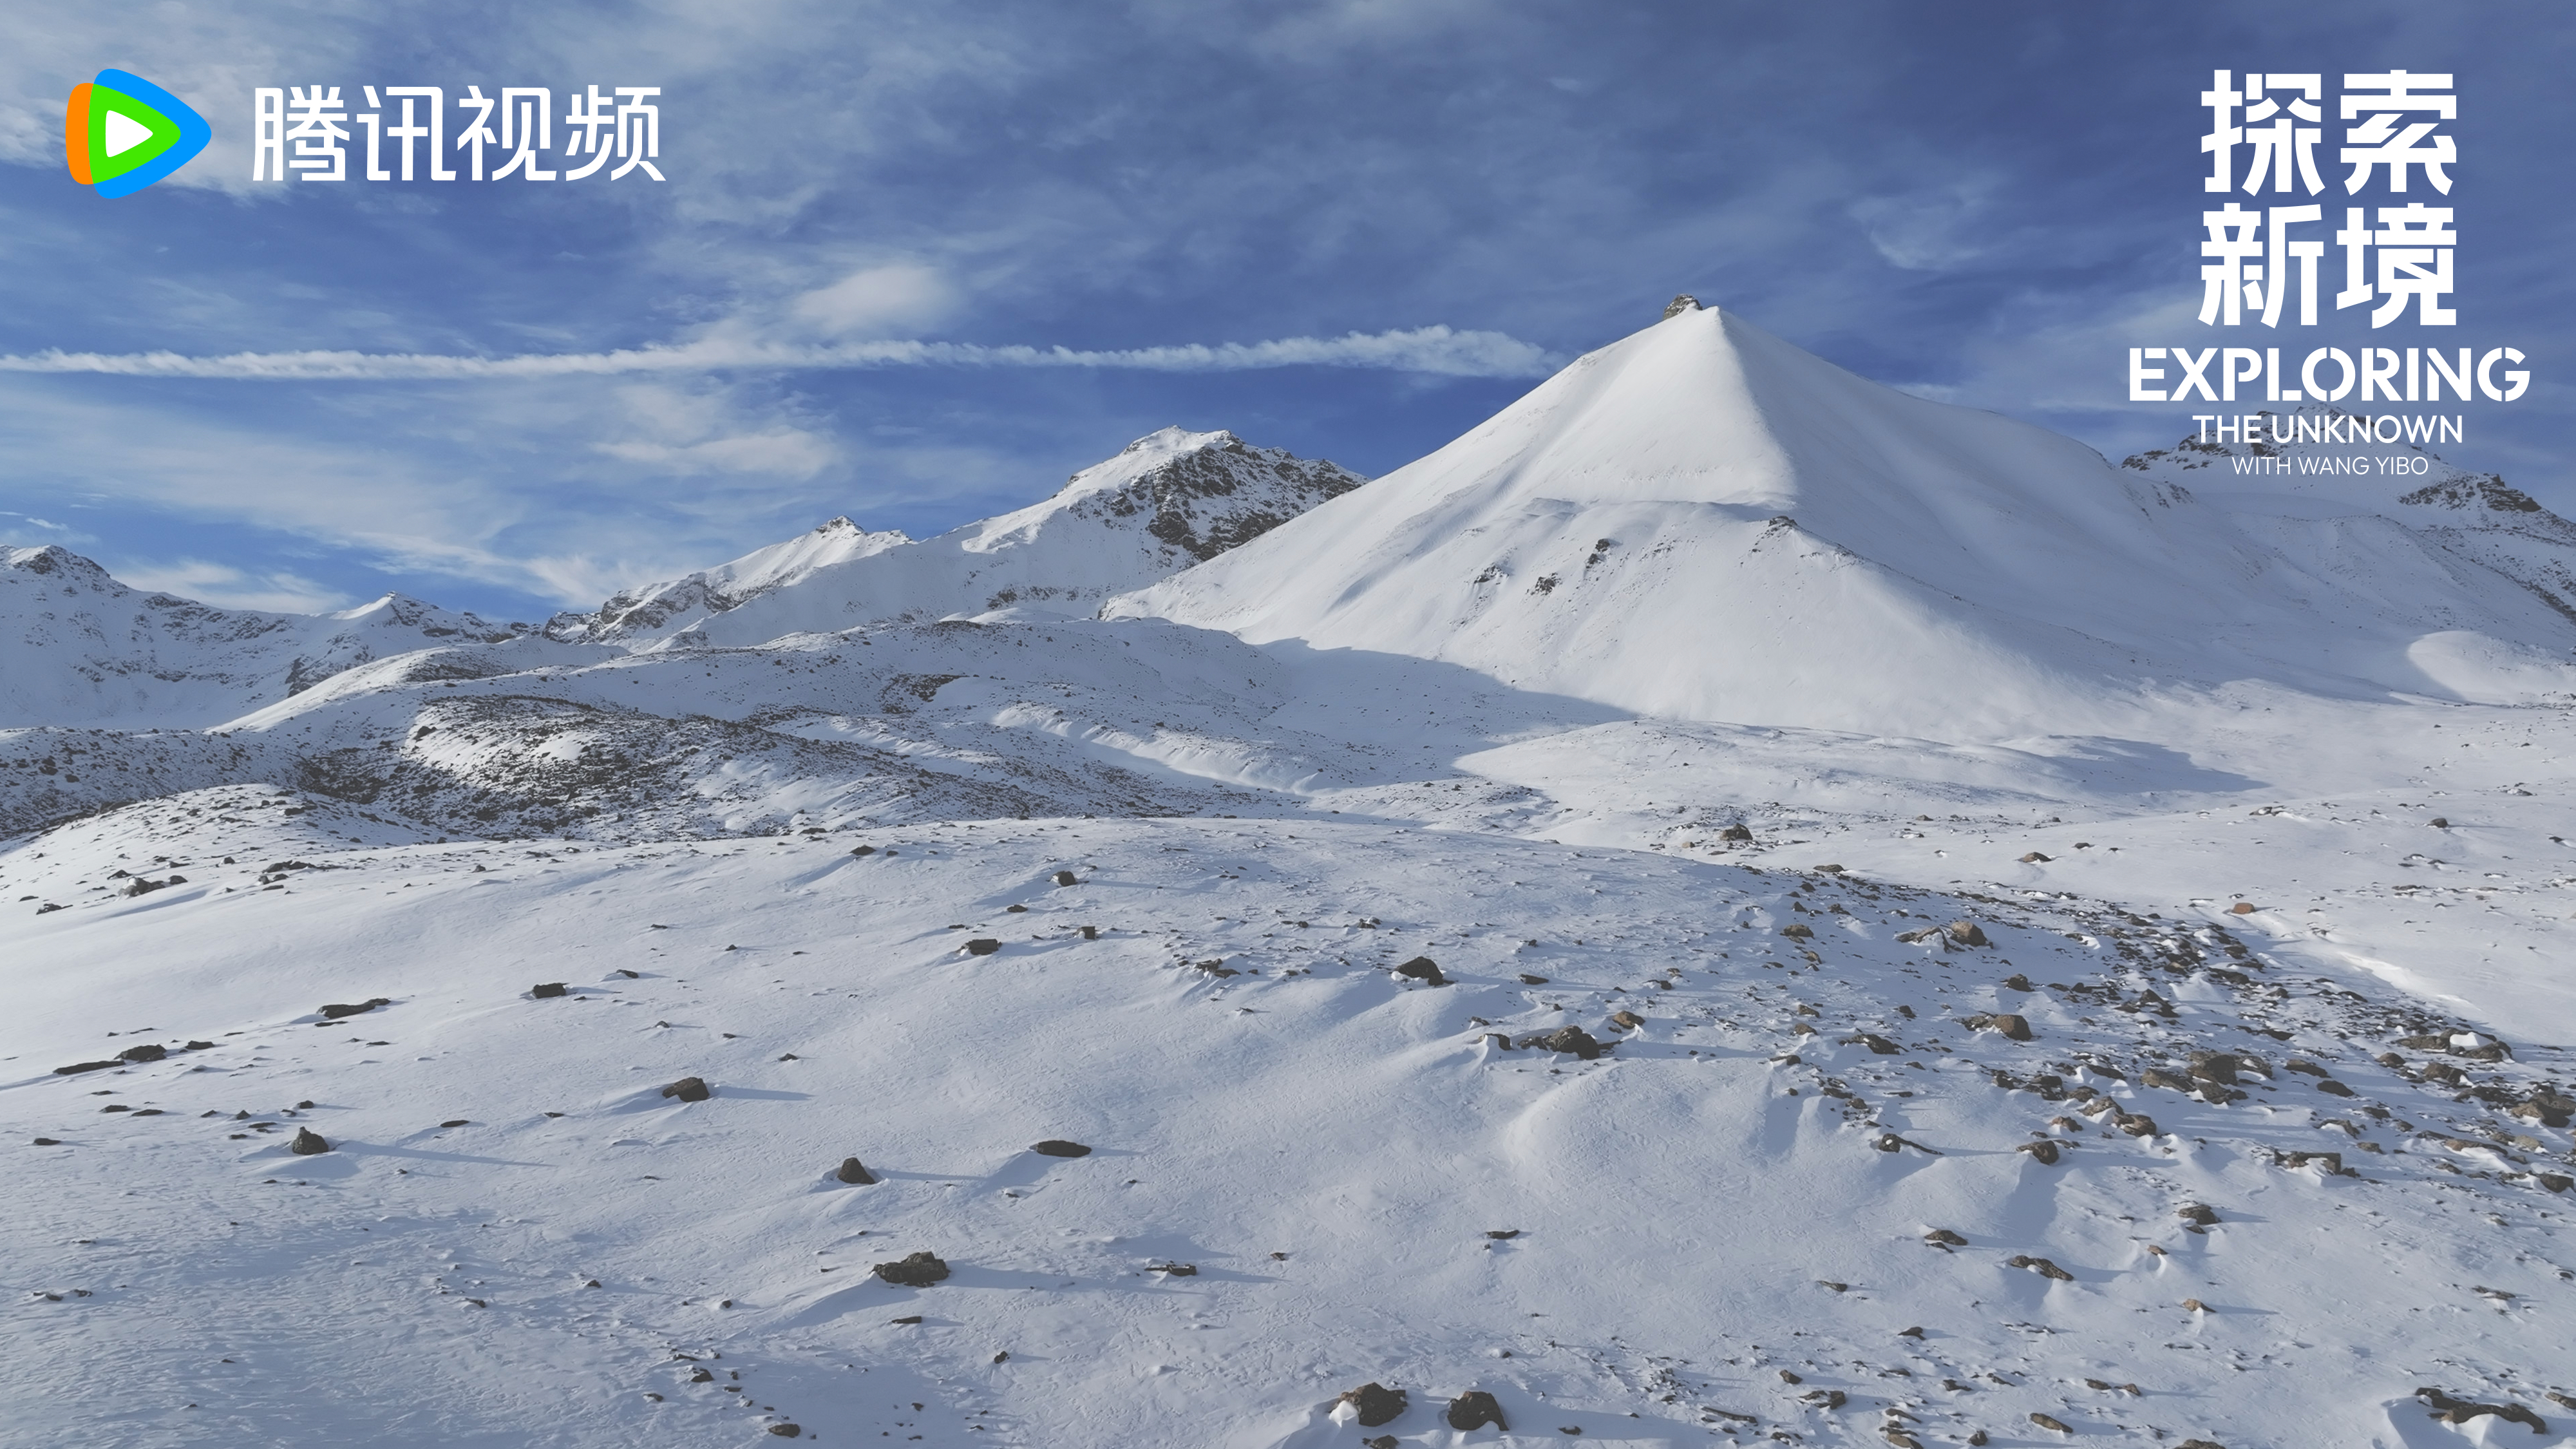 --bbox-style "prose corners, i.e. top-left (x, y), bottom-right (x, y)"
top-left (0, 324), bottom-right (1557, 380)
top-left (784, 263), bottom-right (961, 339)
top-left (111, 559), bottom-right (351, 613)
